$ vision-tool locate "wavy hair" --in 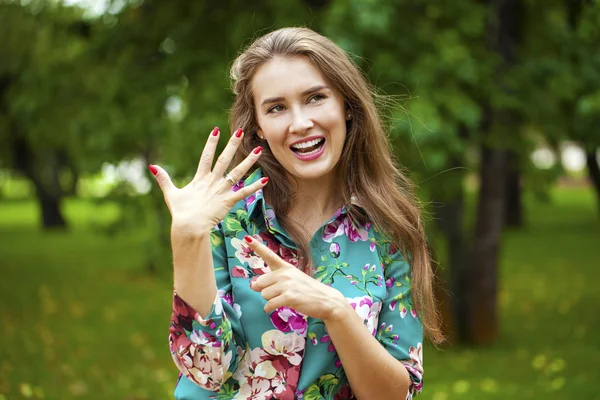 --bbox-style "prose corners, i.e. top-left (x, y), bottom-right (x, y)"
top-left (229, 27), bottom-right (442, 344)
